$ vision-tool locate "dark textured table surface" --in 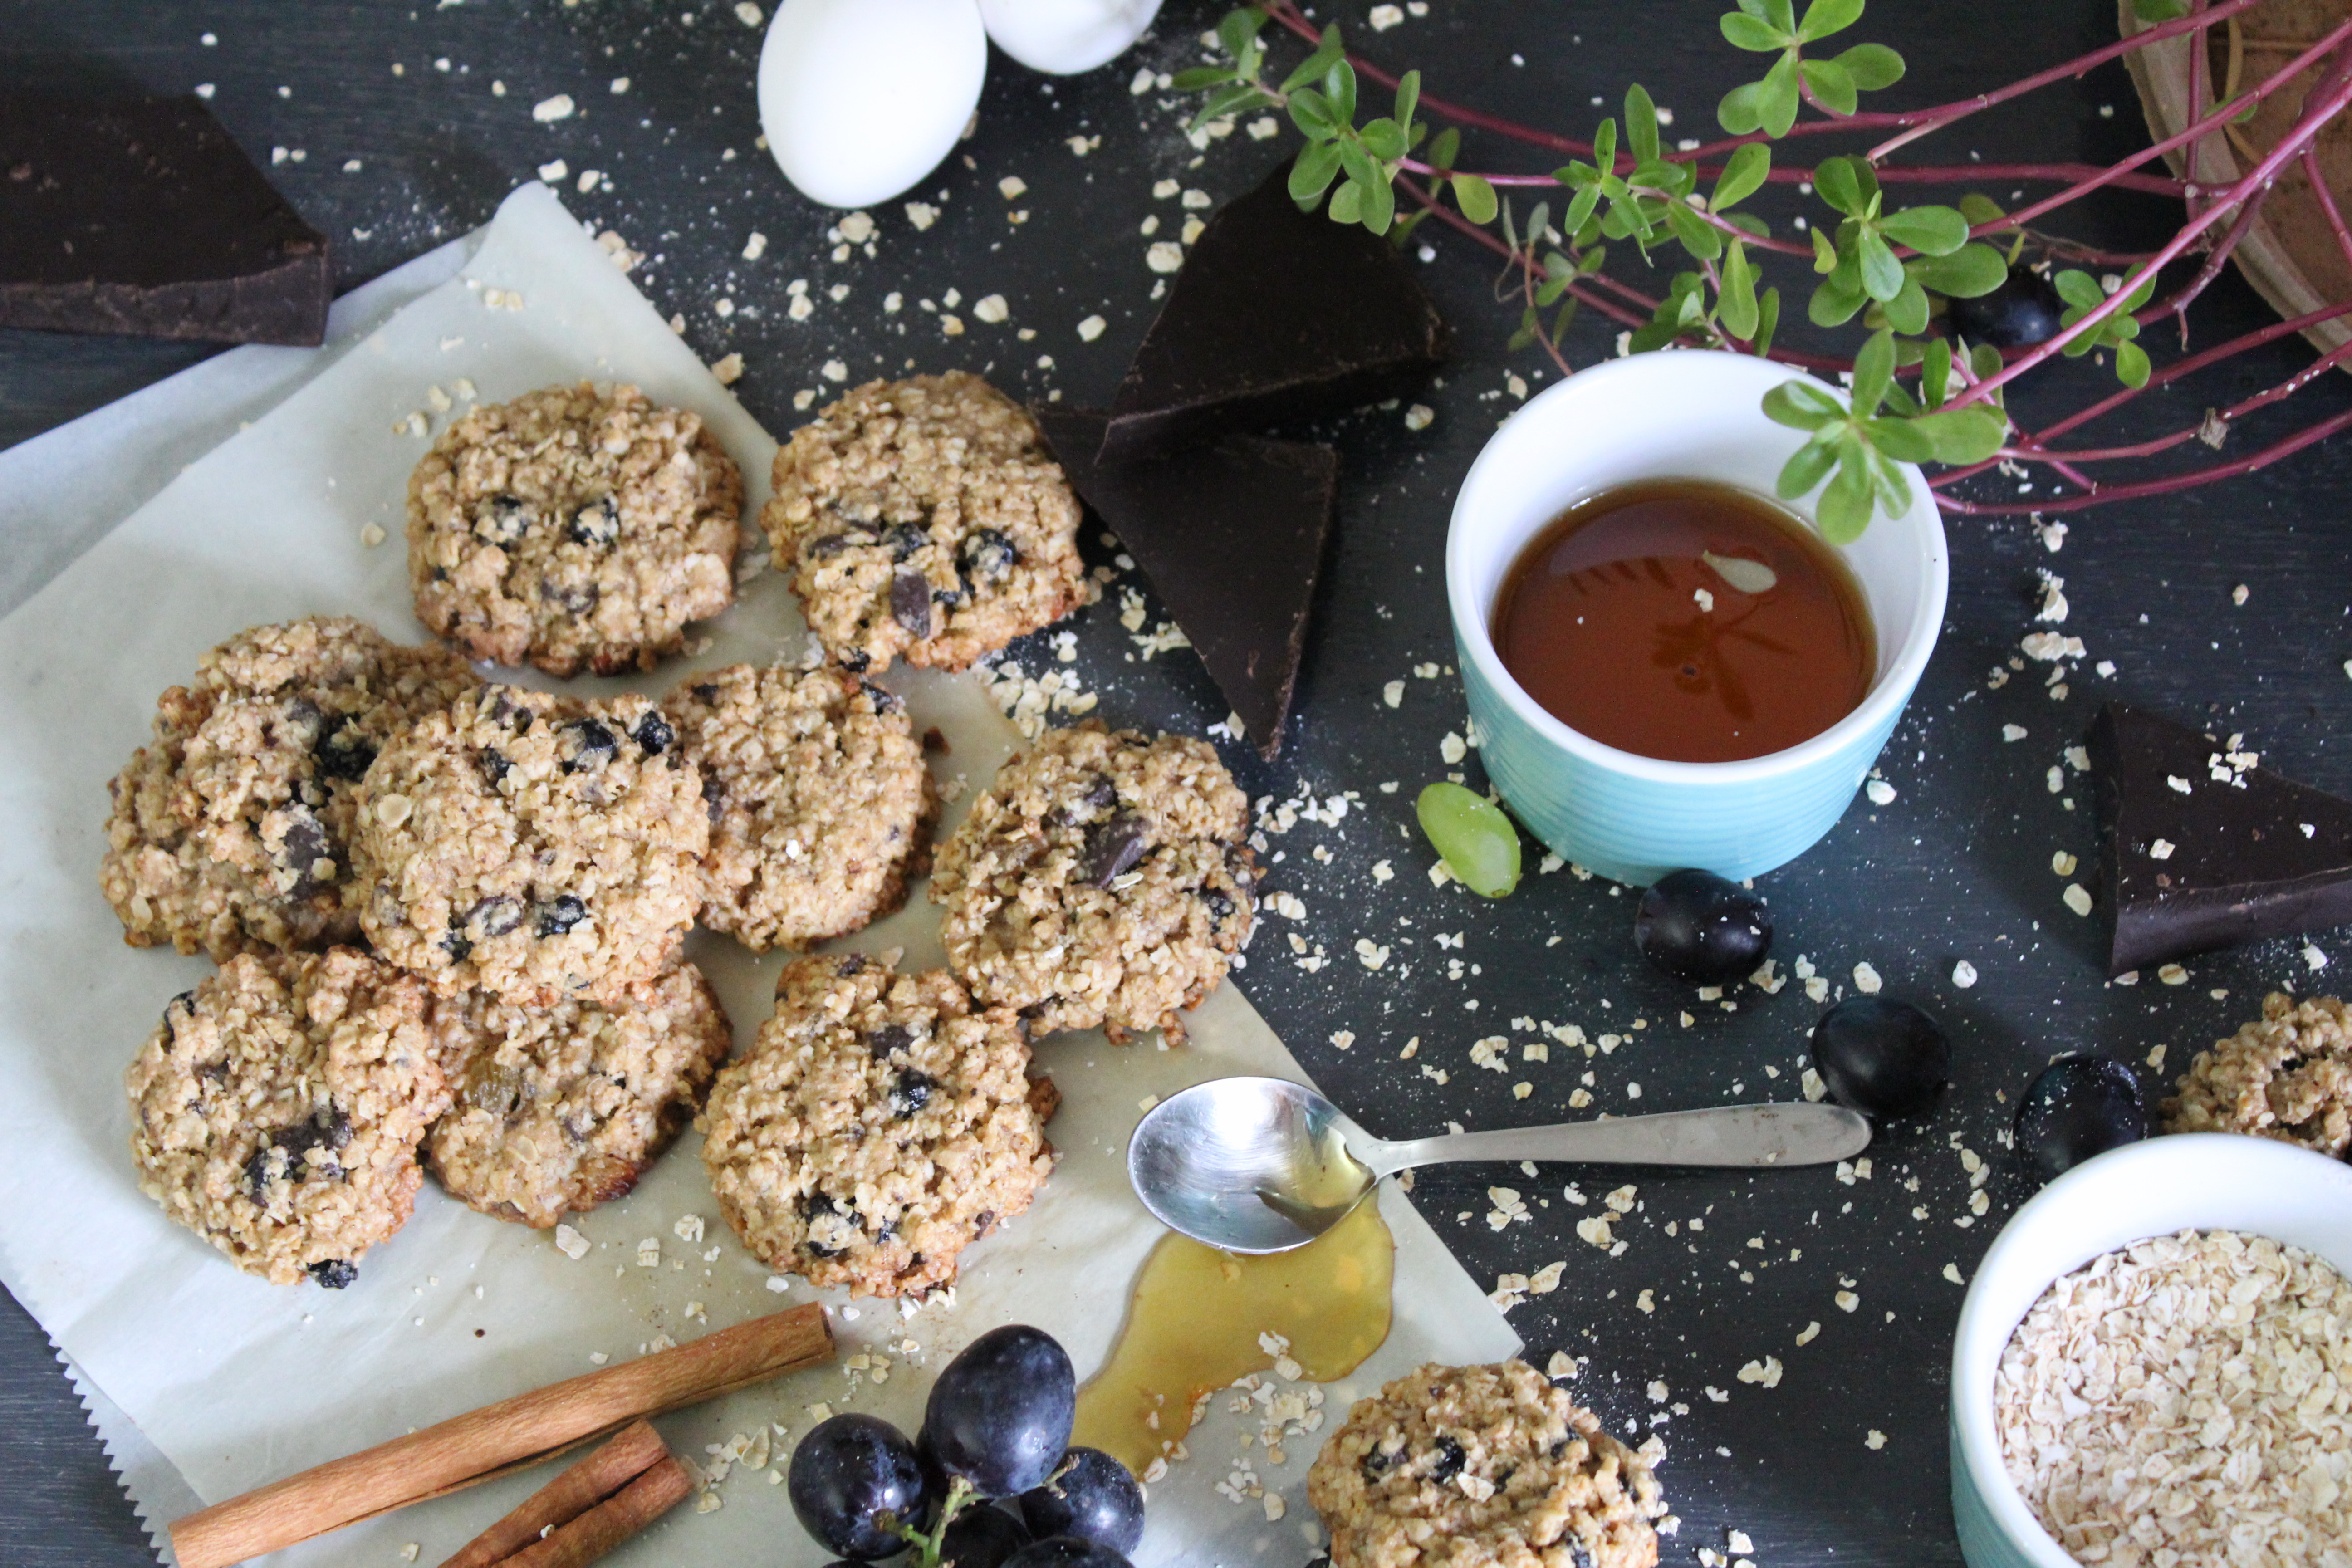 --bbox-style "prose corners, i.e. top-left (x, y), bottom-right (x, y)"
top-left (5, 2), bottom-right (2350, 1564)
